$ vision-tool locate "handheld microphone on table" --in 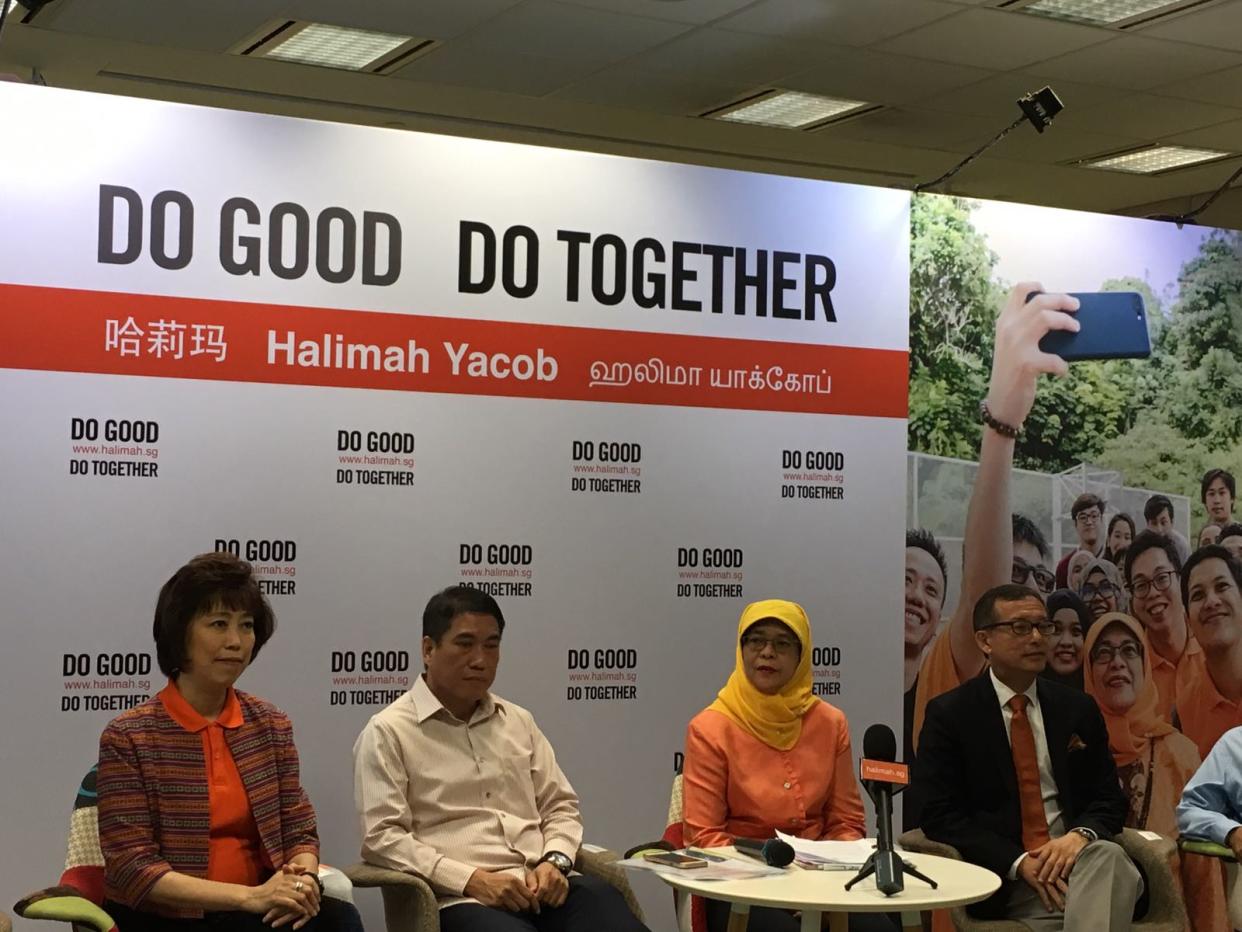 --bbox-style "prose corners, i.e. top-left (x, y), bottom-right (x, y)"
top-left (844, 723), bottom-right (937, 896)
top-left (732, 837), bottom-right (795, 867)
